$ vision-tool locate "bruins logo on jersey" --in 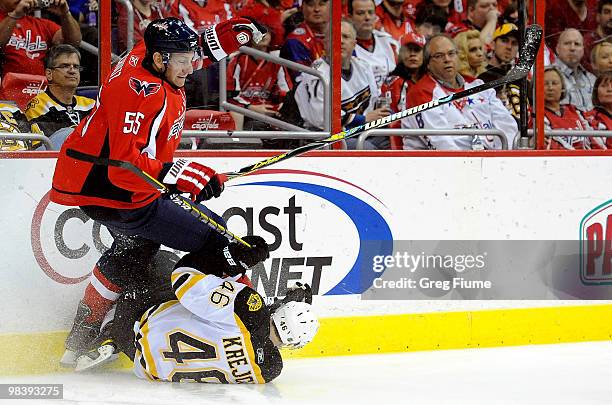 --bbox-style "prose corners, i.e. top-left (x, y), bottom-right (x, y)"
top-left (247, 293), bottom-right (262, 312)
